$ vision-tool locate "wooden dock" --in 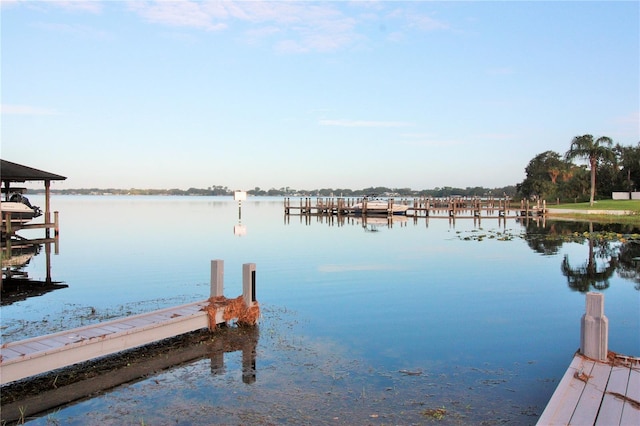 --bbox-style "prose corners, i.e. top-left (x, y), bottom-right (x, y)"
top-left (538, 293), bottom-right (639, 425)
top-left (0, 260), bottom-right (259, 386)
top-left (537, 352), bottom-right (639, 425)
top-left (284, 196), bottom-right (546, 218)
